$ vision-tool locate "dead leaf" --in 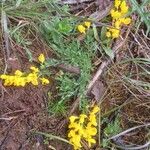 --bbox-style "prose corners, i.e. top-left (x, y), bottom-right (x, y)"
top-left (91, 80), bottom-right (105, 101)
